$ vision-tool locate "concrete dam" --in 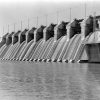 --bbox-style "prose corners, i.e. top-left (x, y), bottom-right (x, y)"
top-left (0, 15), bottom-right (100, 100)
top-left (0, 15), bottom-right (99, 62)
